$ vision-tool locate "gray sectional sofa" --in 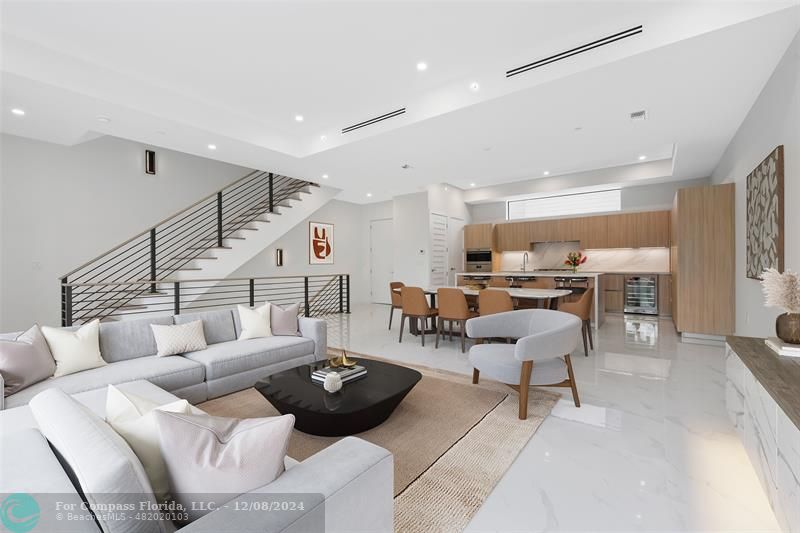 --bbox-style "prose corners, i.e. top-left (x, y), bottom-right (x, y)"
top-left (0, 307), bottom-right (327, 410)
